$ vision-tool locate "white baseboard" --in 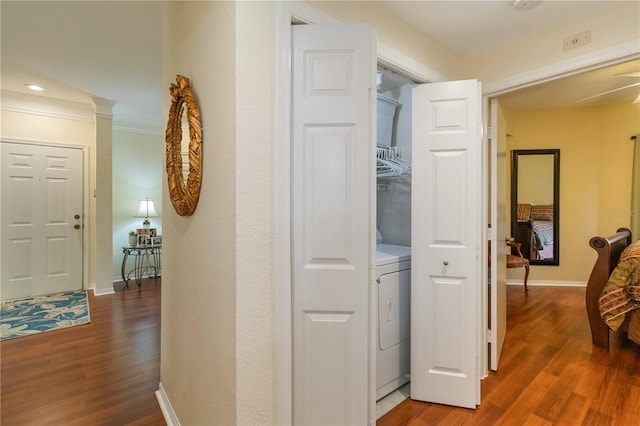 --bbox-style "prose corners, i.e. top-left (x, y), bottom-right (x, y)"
top-left (506, 280), bottom-right (586, 287)
top-left (92, 285), bottom-right (115, 296)
top-left (112, 274), bottom-right (162, 283)
top-left (156, 383), bottom-right (180, 426)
